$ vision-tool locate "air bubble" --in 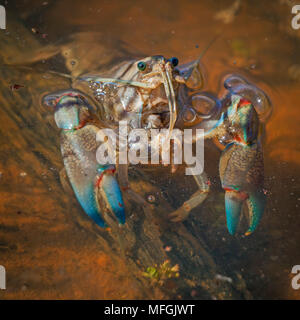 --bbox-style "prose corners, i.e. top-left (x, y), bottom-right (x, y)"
top-left (224, 75), bottom-right (247, 90)
top-left (182, 108), bottom-right (196, 122)
top-left (190, 94), bottom-right (217, 117)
